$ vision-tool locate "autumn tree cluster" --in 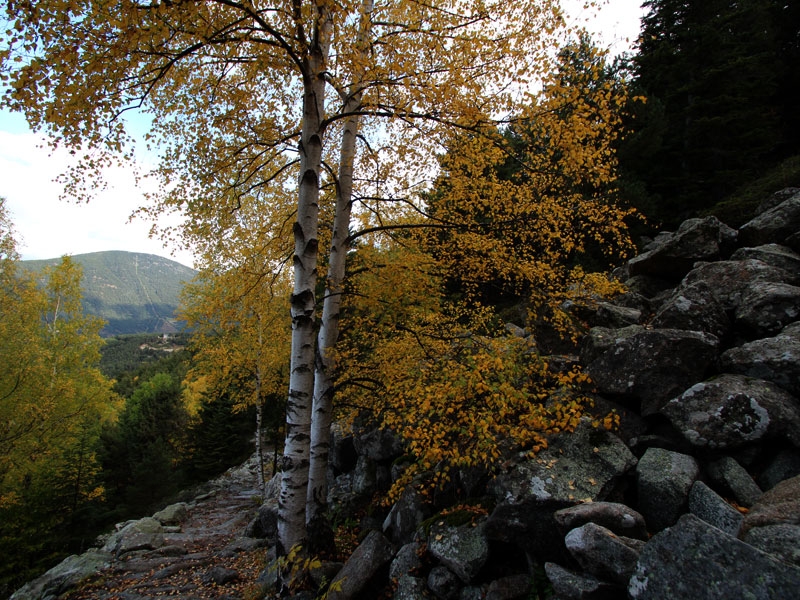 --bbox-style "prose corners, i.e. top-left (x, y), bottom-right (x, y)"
top-left (0, 199), bottom-right (118, 591)
top-left (1, 0), bottom-right (638, 563)
top-left (0, 202), bottom-right (259, 592)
